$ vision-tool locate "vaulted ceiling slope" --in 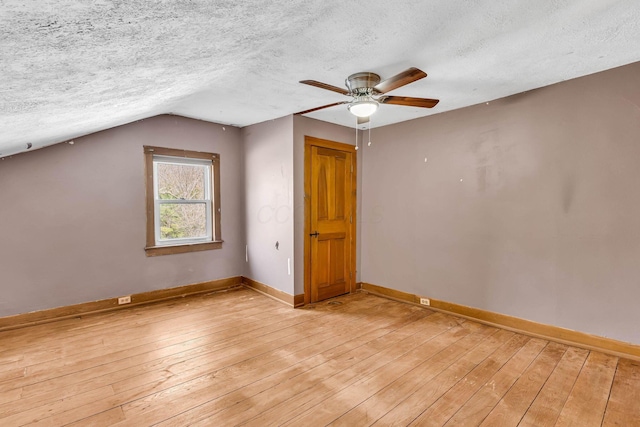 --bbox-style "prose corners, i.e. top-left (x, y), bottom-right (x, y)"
top-left (2, 1), bottom-right (640, 158)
